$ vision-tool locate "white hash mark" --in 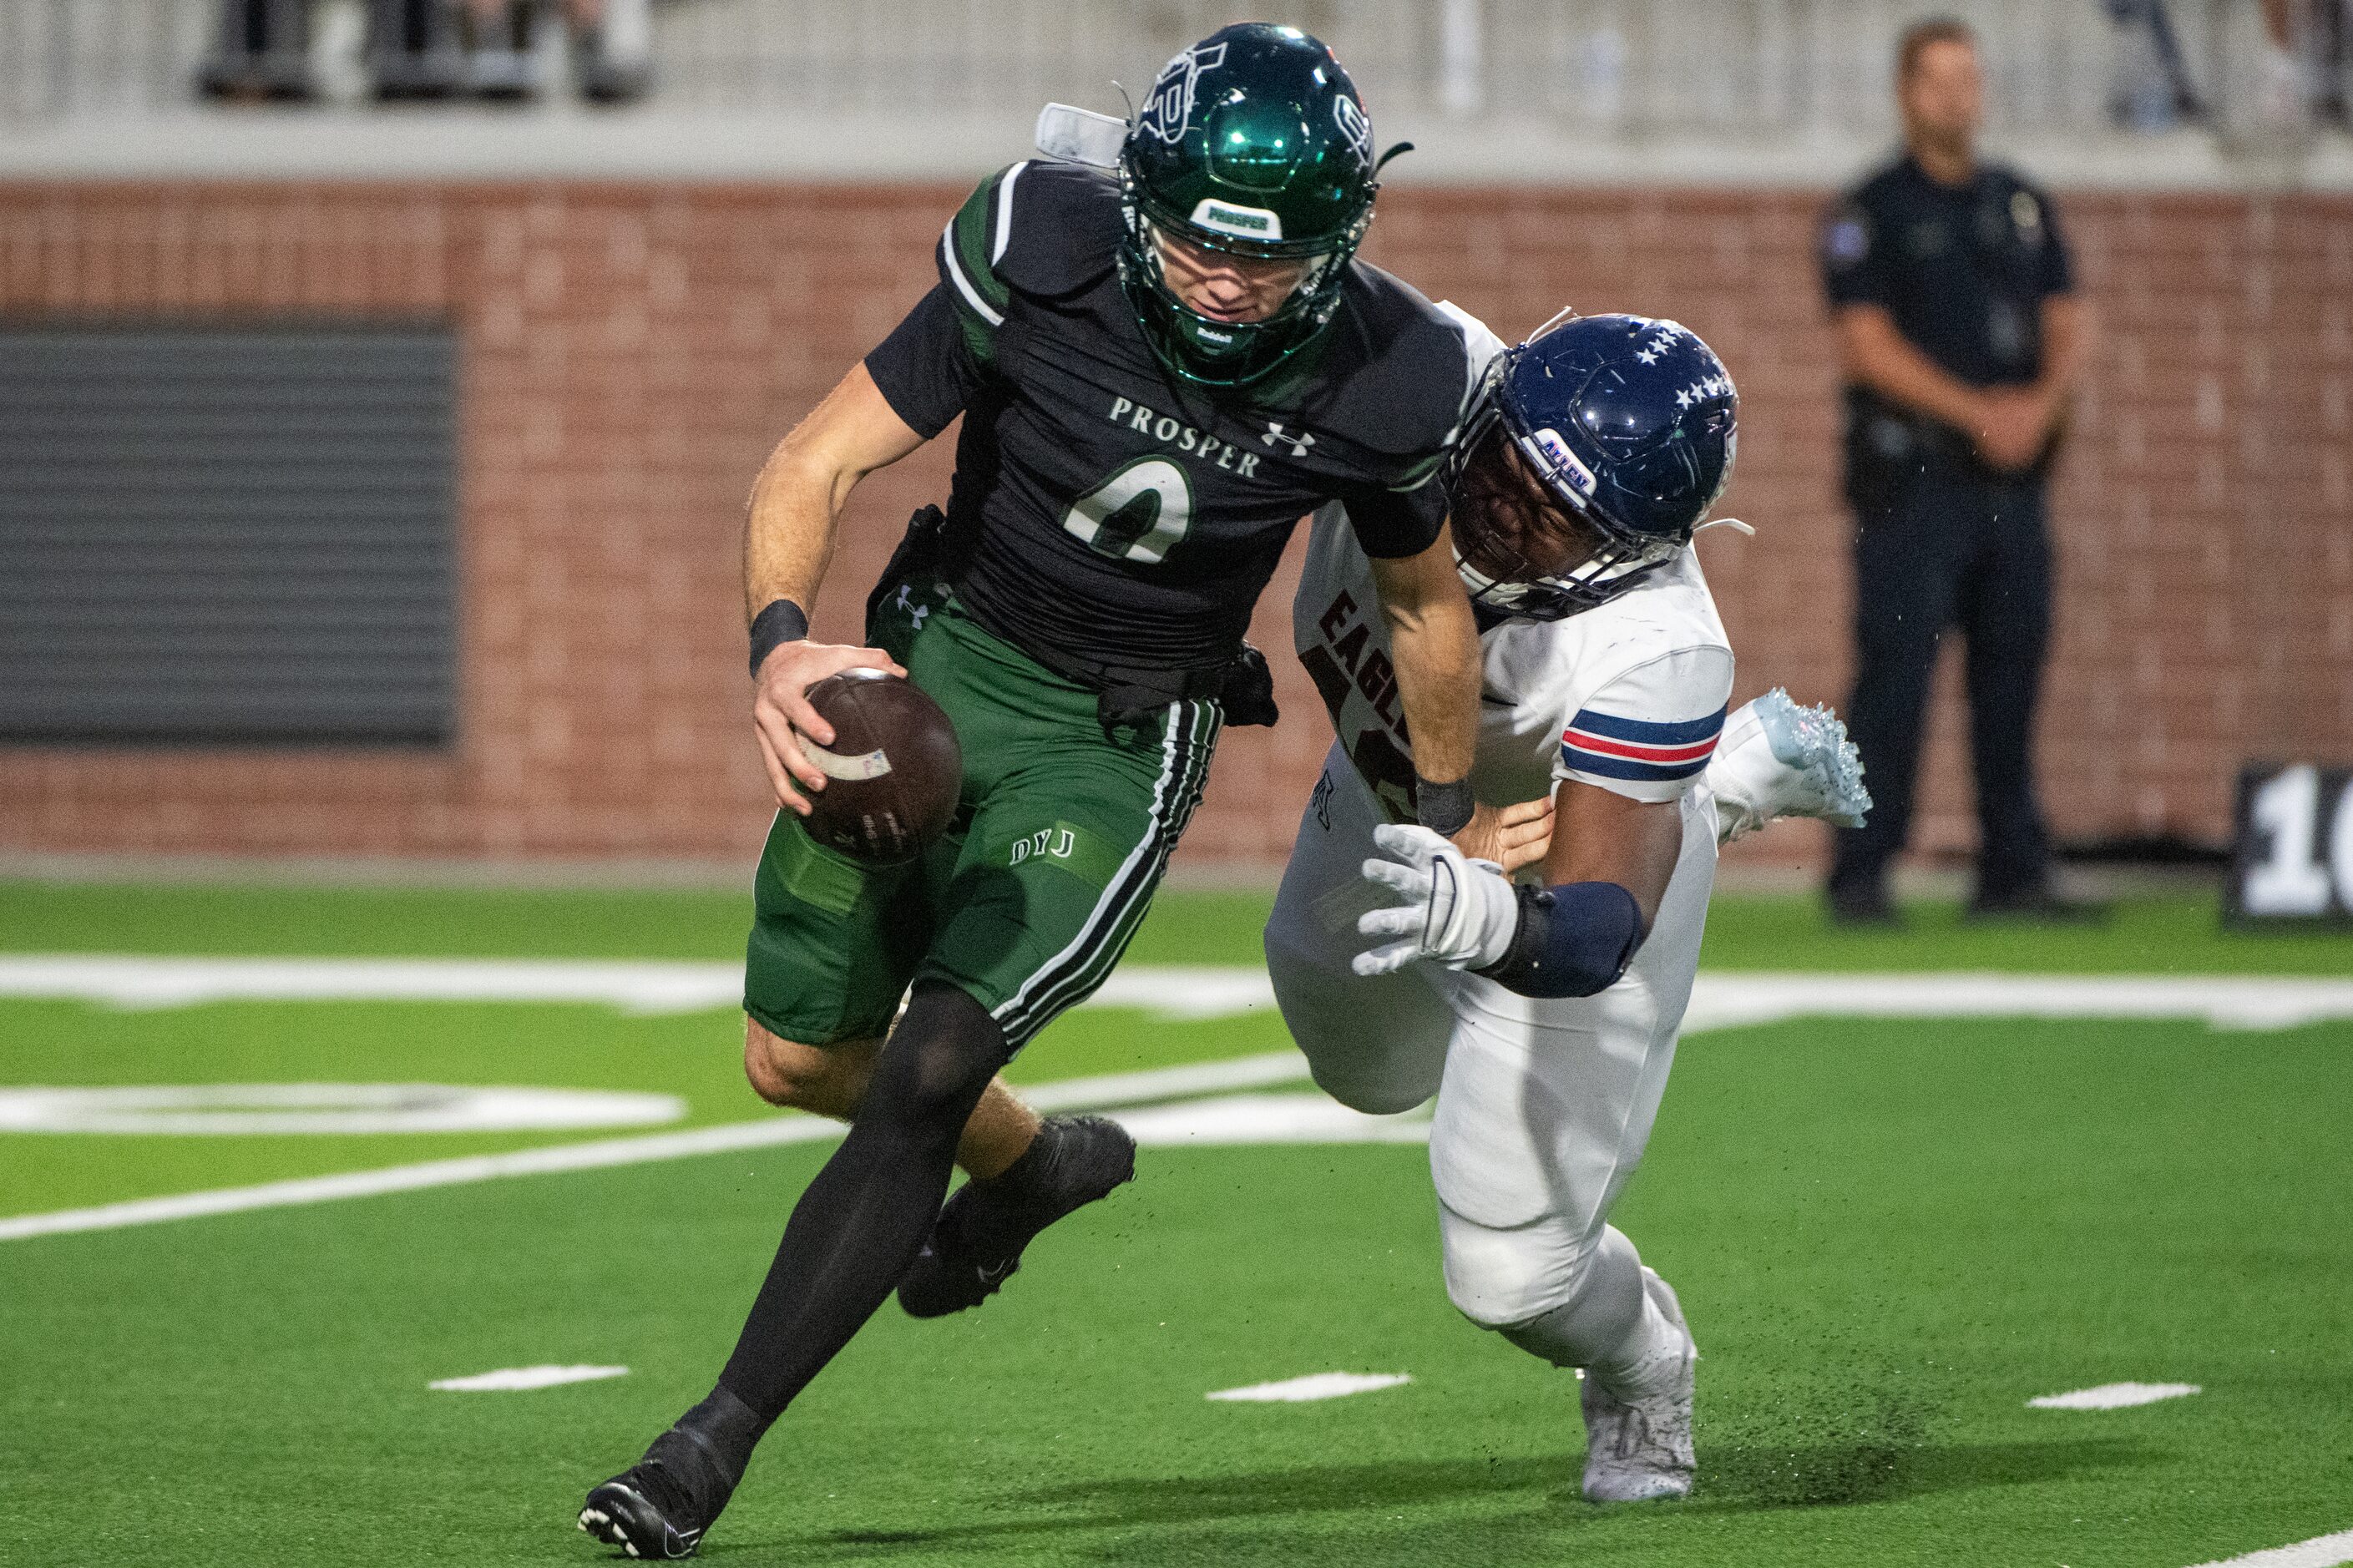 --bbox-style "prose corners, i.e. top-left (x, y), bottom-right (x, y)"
top-left (2028, 1381), bottom-right (2200, 1410)
top-left (430, 1364), bottom-right (630, 1392)
top-left (1207, 1372), bottom-right (1411, 1403)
